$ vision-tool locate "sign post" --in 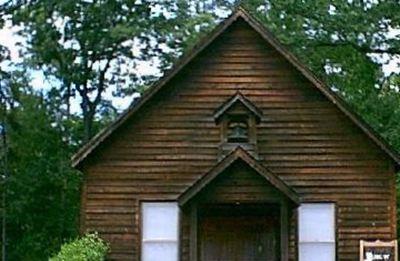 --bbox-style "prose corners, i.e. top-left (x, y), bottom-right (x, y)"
top-left (360, 240), bottom-right (398, 261)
